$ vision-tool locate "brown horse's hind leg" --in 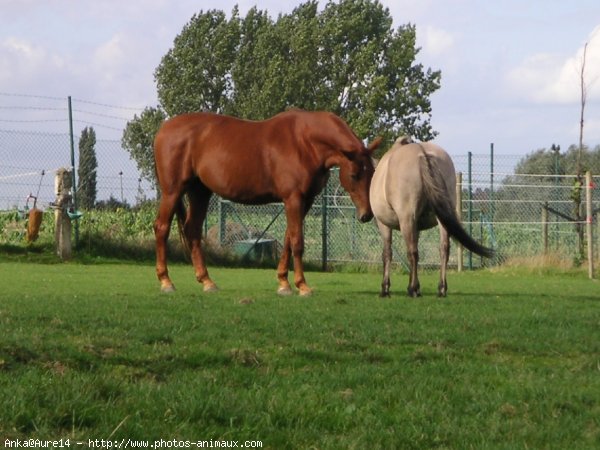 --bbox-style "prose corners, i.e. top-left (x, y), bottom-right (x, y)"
top-left (154, 192), bottom-right (180, 292)
top-left (185, 185), bottom-right (217, 292)
top-left (400, 219), bottom-right (421, 297)
top-left (376, 219), bottom-right (393, 297)
top-left (438, 224), bottom-right (450, 297)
